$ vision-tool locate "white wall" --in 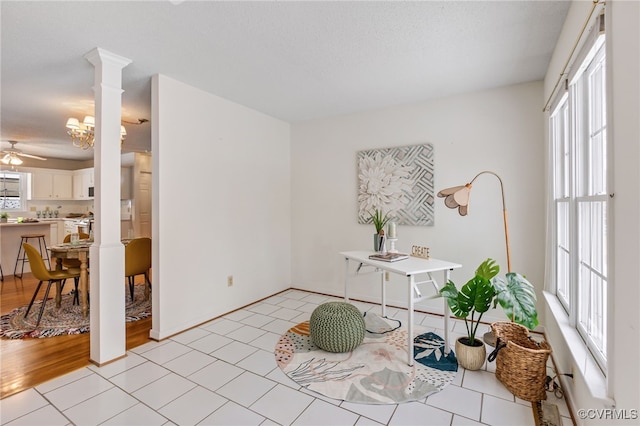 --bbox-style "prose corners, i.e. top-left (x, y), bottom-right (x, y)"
top-left (290, 81), bottom-right (545, 322)
top-left (607, 1), bottom-right (640, 416)
top-left (608, 0), bottom-right (640, 417)
top-left (150, 74), bottom-right (292, 339)
top-left (543, 0), bottom-right (640, 421)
